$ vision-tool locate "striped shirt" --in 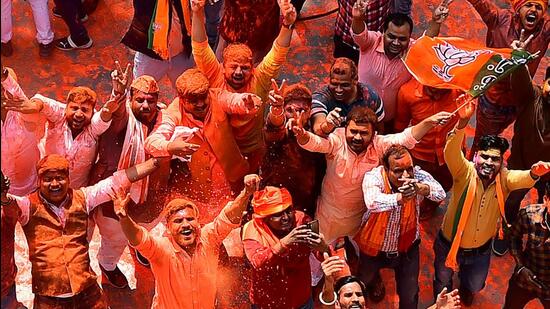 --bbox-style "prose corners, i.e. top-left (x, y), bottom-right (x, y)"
top-left (361, 165), bottom-right (446, 252)
top-left (311, 83), bottom-right (385, 122)
top-left (509, 204), bottom-right (550, 300)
